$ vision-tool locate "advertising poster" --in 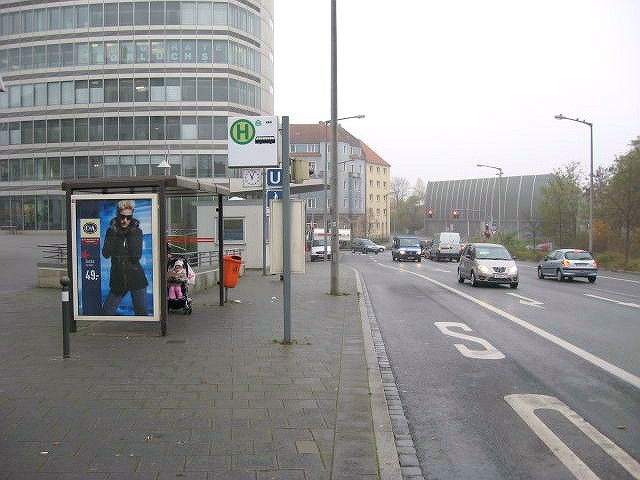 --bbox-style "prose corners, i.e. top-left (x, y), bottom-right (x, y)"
top-left (71, 194), bottom-right (159, 322)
